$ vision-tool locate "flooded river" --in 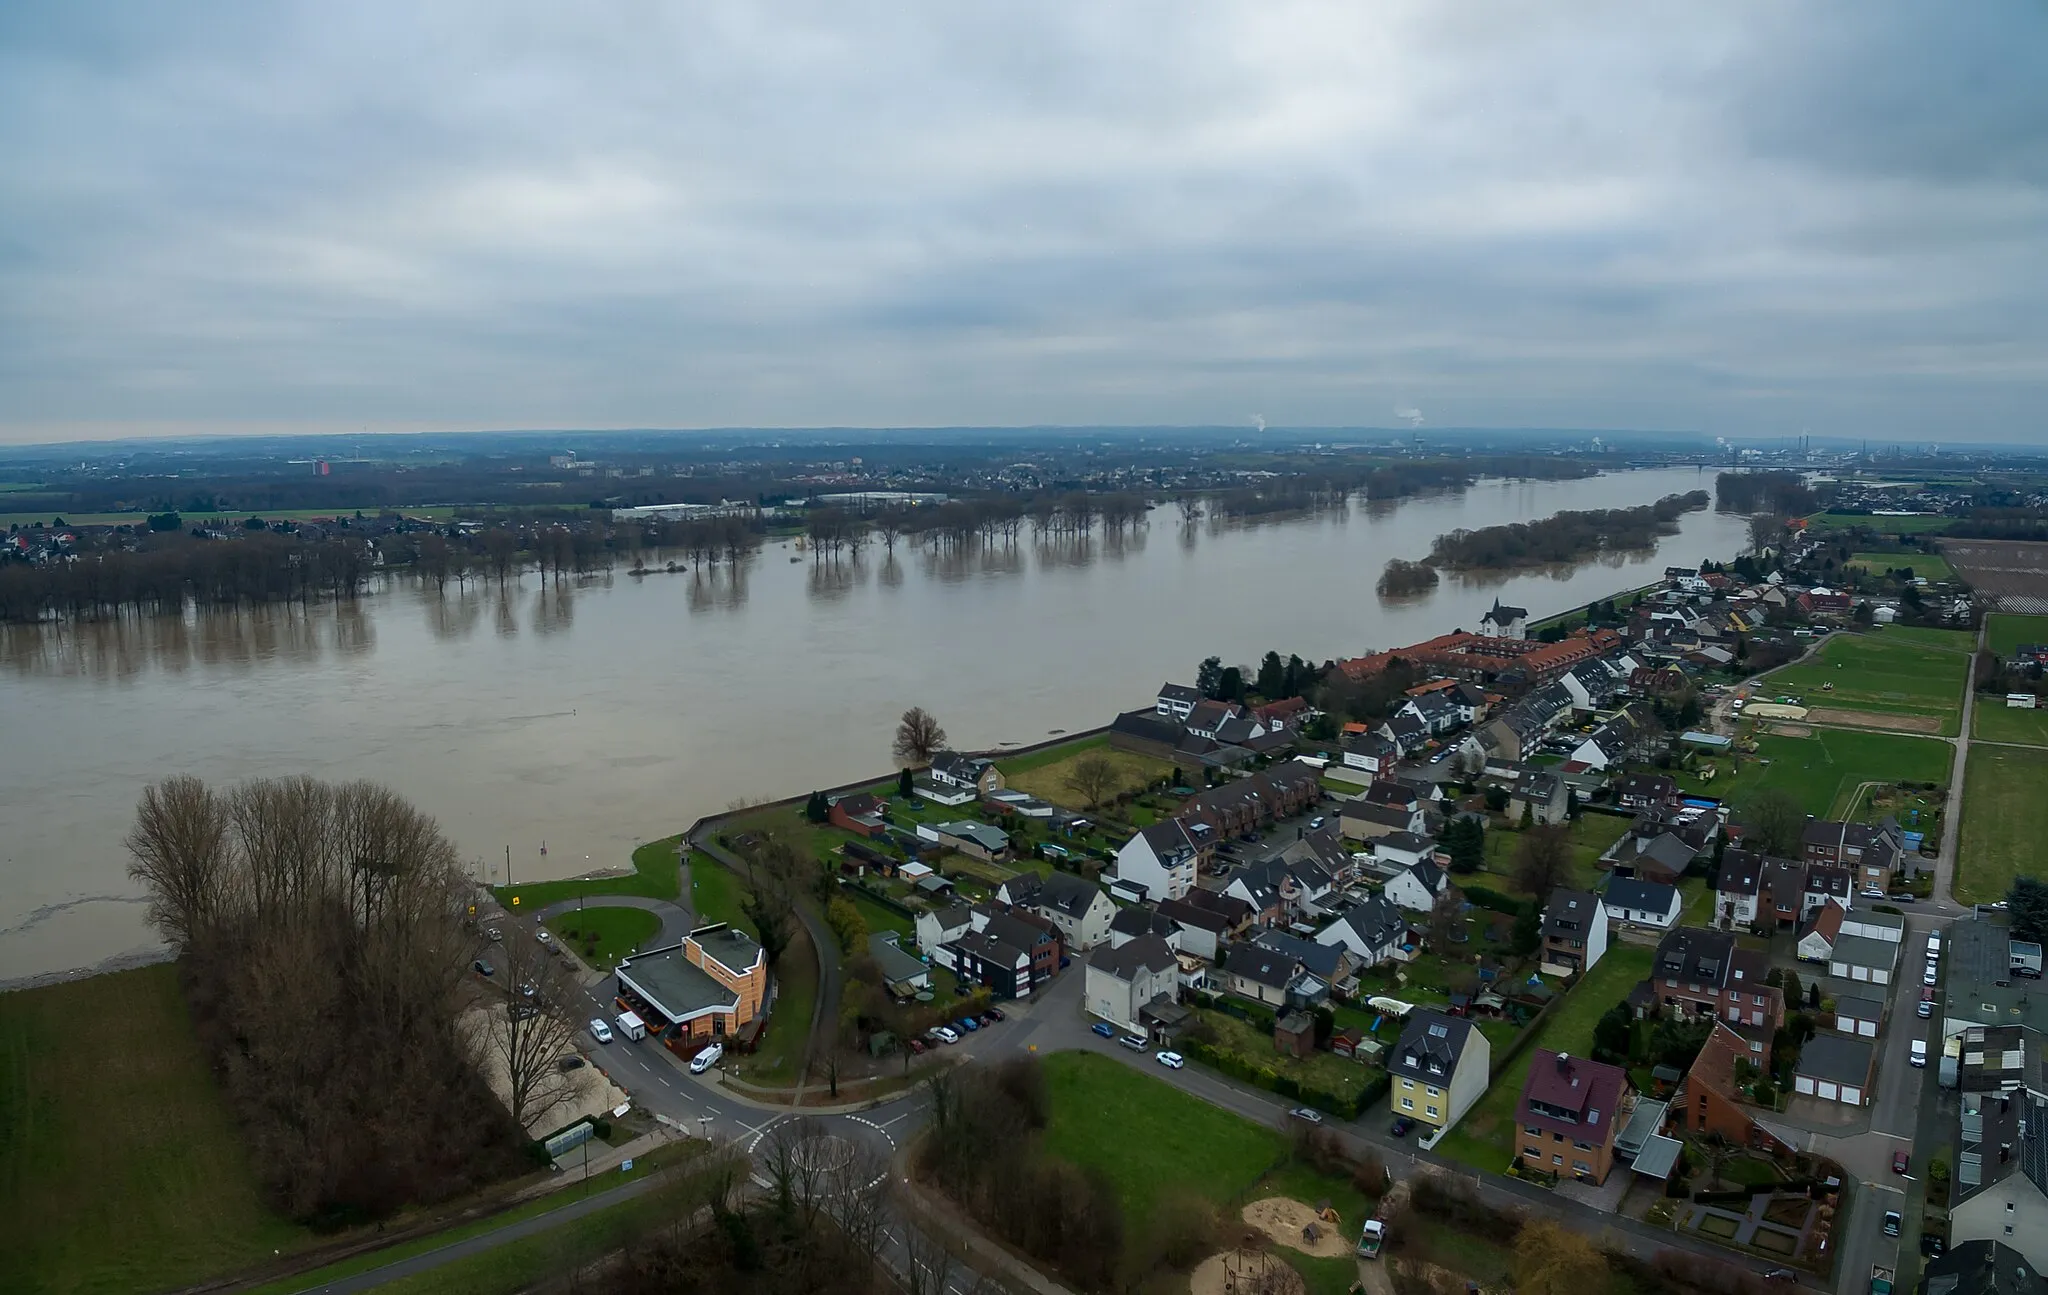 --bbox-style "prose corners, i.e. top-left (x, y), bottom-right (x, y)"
top-left (0, 467), bottom-right (1743, 981)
